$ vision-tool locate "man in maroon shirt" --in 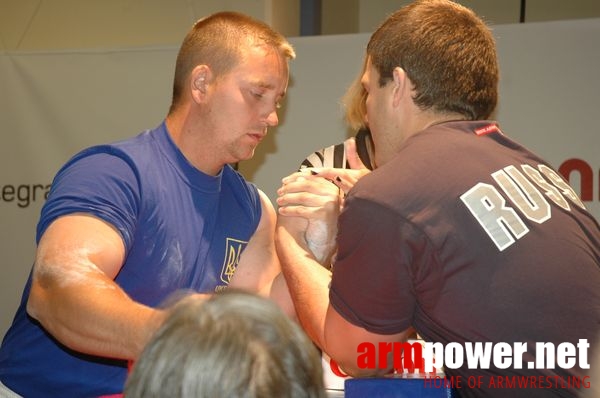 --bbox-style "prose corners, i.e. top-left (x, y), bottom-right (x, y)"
top-left (276, 1), bottom-right (600, 397)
